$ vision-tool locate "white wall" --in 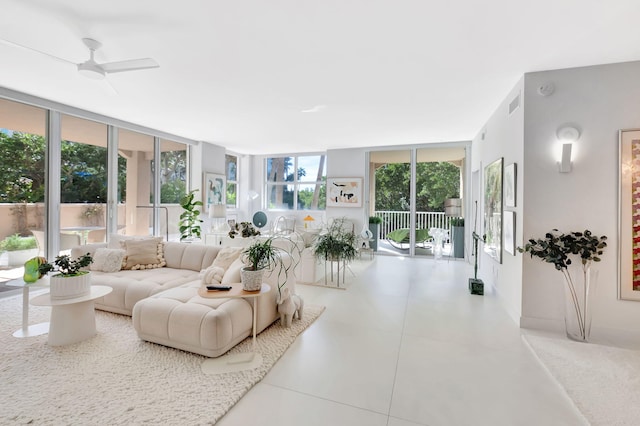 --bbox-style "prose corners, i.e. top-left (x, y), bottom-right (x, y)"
top-left (471, 77), bottom-right (525, 325)
top-left (326, 147), bottom-right (368, 232)
top-left (521, 61), bottom-right (640, 334)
